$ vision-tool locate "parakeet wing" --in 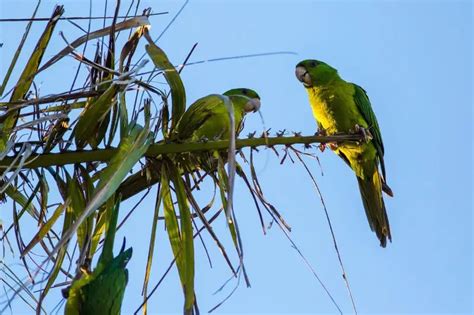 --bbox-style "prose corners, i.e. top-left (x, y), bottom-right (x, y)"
top-left (352, 84), bottom-right (386, 179)
top-left (80, 248), bottom-right (131, 315)
top-left (175, 95), bottom-right (224, 140)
